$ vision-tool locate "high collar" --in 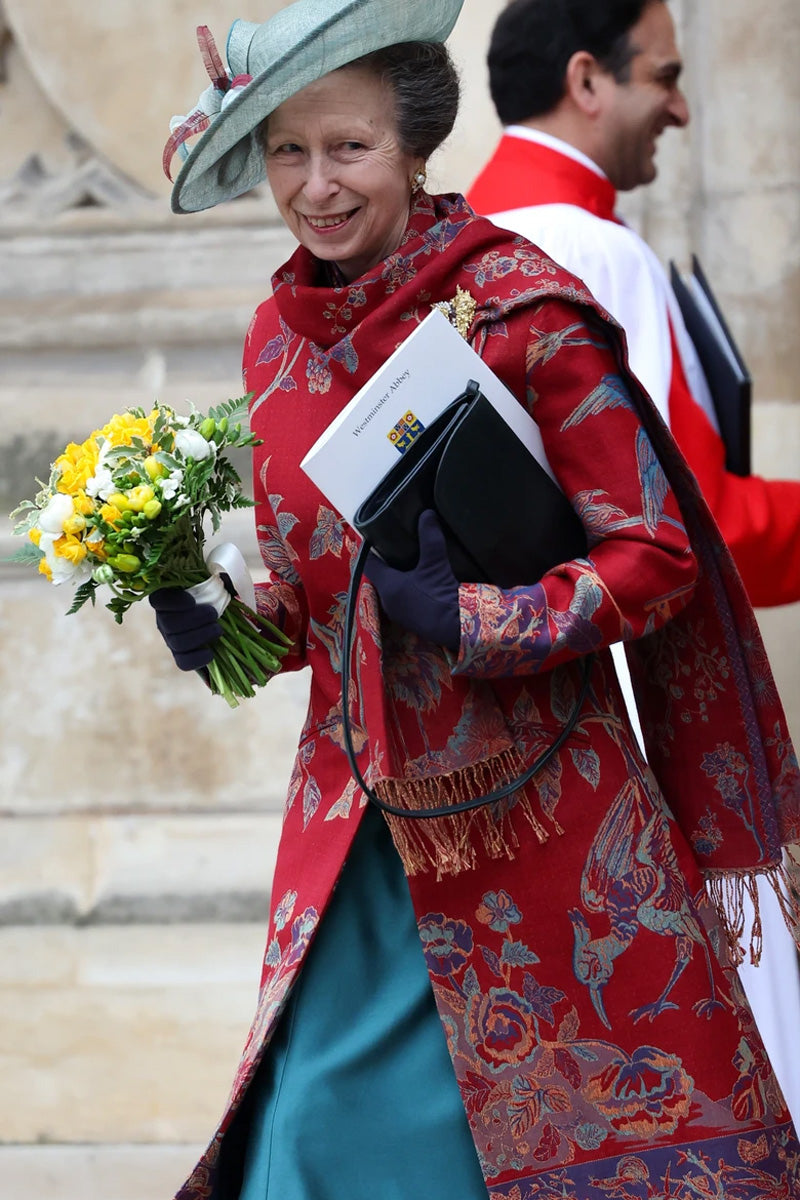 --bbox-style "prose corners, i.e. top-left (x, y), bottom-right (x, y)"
top-left (467, 129), bottom-right (619, 224)
top-left (270, 191), bottom-right (476, 349)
